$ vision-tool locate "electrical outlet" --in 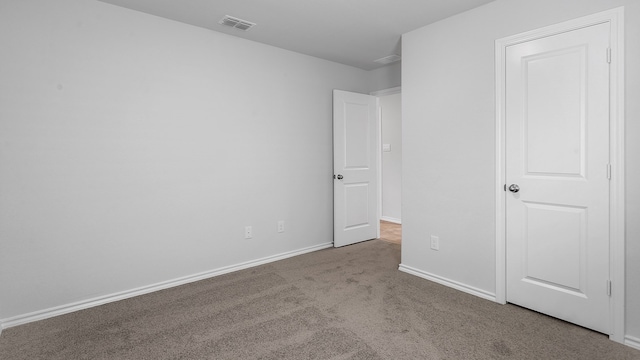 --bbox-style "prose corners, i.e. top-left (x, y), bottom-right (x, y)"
top-left (245, 226), bottom-right (252, 239)
top-left (277, 221), bottom-right (285, 233)
top-left (430, 235), bottom-right (439, 251)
